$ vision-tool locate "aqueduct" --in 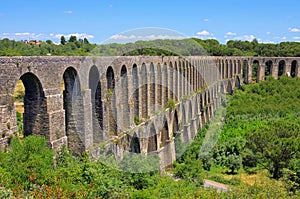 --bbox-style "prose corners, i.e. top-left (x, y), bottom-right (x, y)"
top-left (0, 56), bottom-right (299, 168)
